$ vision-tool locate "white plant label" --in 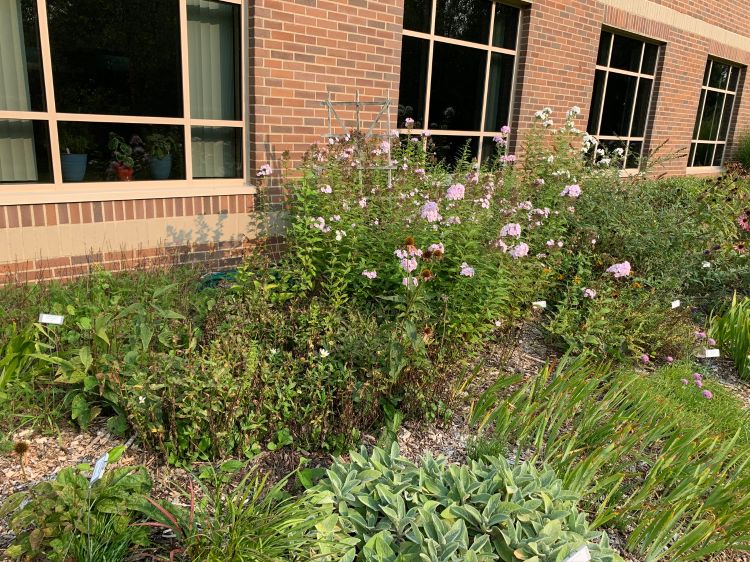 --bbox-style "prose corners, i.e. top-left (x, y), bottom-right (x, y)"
top-left (702, 261), bottom-right (711, 268)
top-left (705, 348), bottom-right (721, 358)
top-left (89, 452), bottom-right (109, 487)
top-left (671, 300), bottom-right (681, 309)
top-left (532, 300), bottom-right (547, 309)
top-left (563, 546), bottom-right (591, 562)
top-left (38, 313), bottom-right (64, 325)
